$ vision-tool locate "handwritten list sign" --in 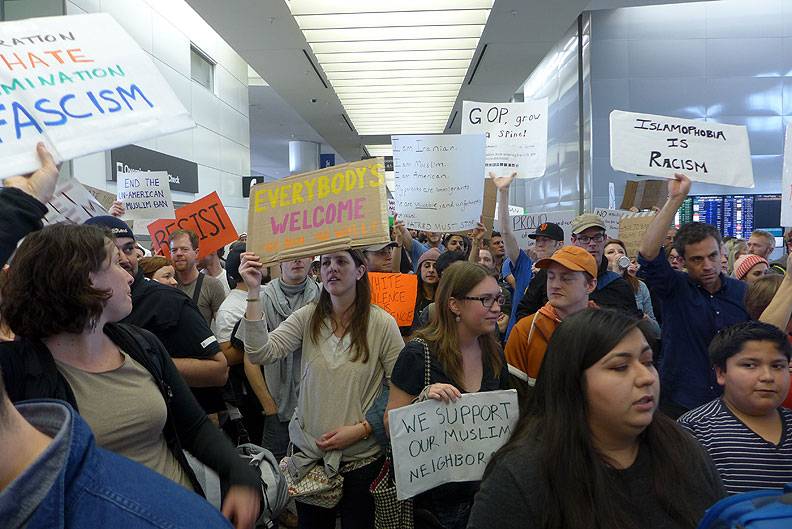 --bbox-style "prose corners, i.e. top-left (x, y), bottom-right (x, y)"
top-left (118, 170), bottom-right (174, 220)
top-left (0, 13), bottom-right (194, 179)
top-left (393, 134), bottom-right (485, 233)
top-left (388, 390), bottom-right (518, 500)
top-left (369, 273), bottom-right (418, 326)
top-left (609, 110), bottom-right (754, 188)
top-left (462, 99), bottom-right (548, 179)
